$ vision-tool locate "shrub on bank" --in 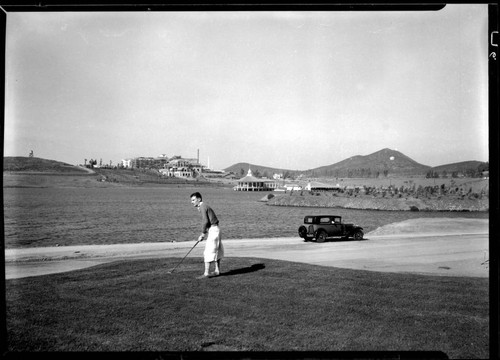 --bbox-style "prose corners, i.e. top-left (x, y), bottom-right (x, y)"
top-left (268, 192), bottom-right (488, 211)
